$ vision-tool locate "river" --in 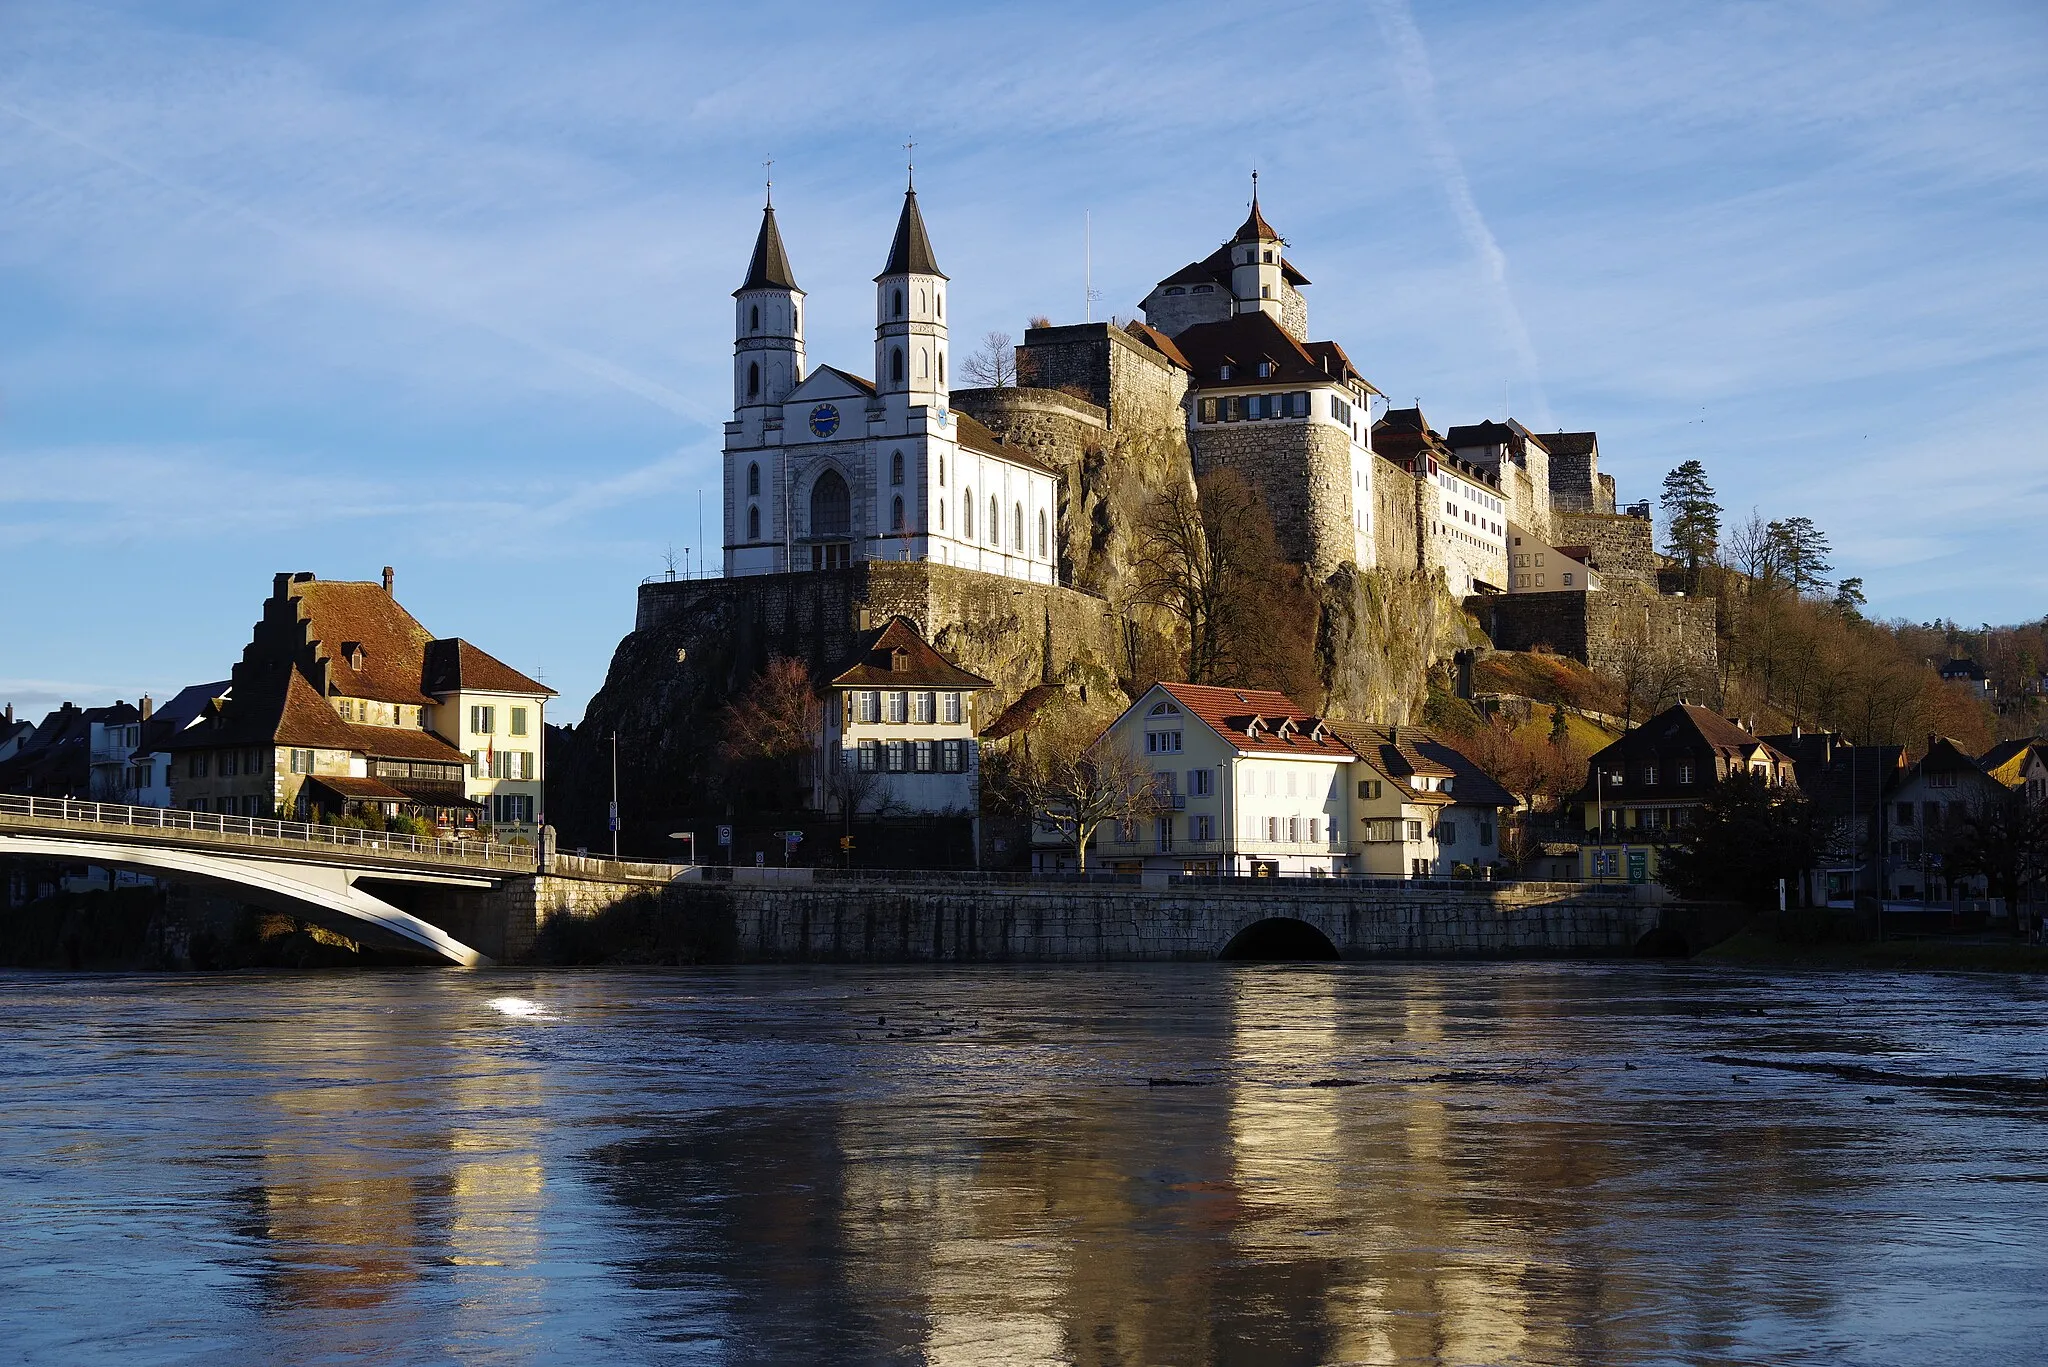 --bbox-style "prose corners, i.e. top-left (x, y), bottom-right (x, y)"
top-left (2, 962), bottom-right (2043, 1365)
